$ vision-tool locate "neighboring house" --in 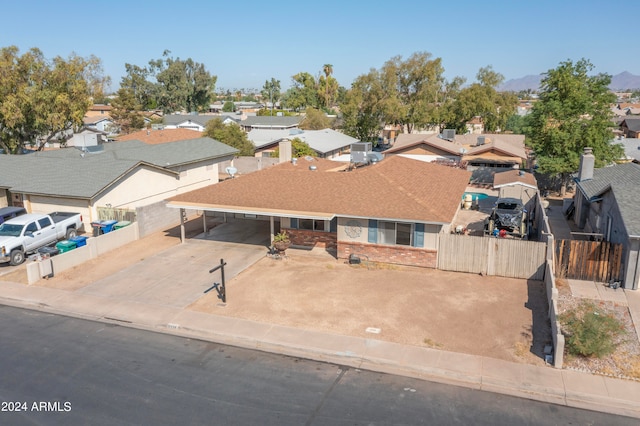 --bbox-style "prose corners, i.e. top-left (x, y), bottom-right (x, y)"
top-left (492, 169), bottom-right (539, 218)
top-left (117, 128), bottom-right (202, 144)
top-left (84, 115), bottom-right (117, 135)
top-left (163, 114), bottom-right (239, 131)
top-left (617, 137), bottom-right (640, 163)
top-left (252, 128), bottom-right (359, 159)
top-left (384, 131), bottom-right (527, 171)
top-left (572, 148), bottom-right (640, 290)
top-left (0, 139), bottom-right (237, 233)
top-left (240, 116), bottom-right (302, 132)
top-left (65, 128), bottom-right (108, 148)
top-left (163, 114), bottom-right (216, 131)
top-left (465, 116), bottom-right (484, 134)
top-left (620, 118), bottom-right (640, 138)
top-left (167, 155), bottom-right (472, 268)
